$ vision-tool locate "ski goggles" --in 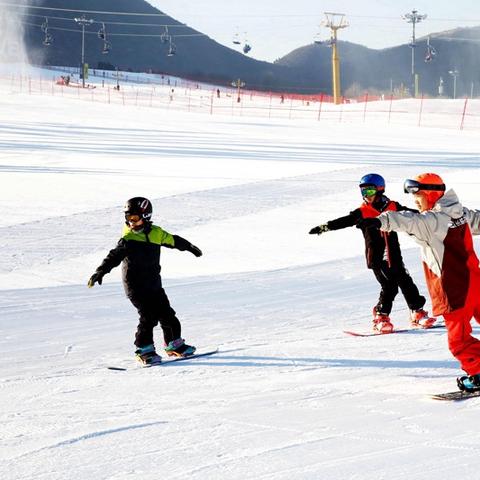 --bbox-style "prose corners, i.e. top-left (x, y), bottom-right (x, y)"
top-left (403, 179), bottom-right (446, 194)
top-left (125, 213), bottom-right (142, 223)
top-left (360, 186), bottom-right (378, 197)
